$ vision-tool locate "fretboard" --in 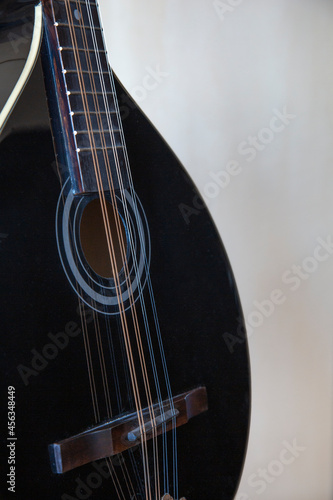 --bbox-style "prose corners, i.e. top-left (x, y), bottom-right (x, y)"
top-left (42, 0), bottom-right (129, 194)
